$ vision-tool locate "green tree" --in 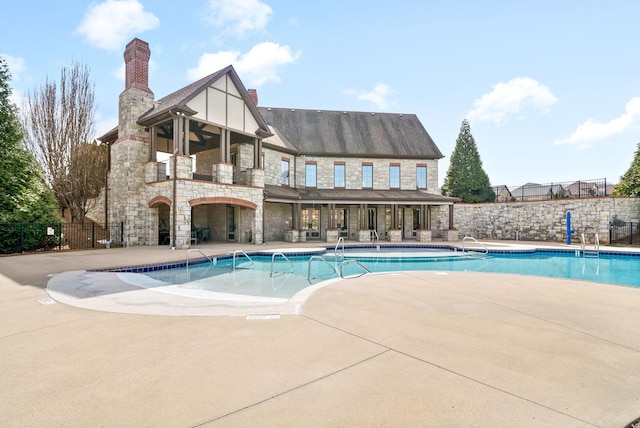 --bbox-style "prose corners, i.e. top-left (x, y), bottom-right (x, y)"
top-left (0, 56), bottom-right (58, 224)
top-left (613, 142), bottom-right (640, 196)
top-left (442, 119), bottom-right (495, 203)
